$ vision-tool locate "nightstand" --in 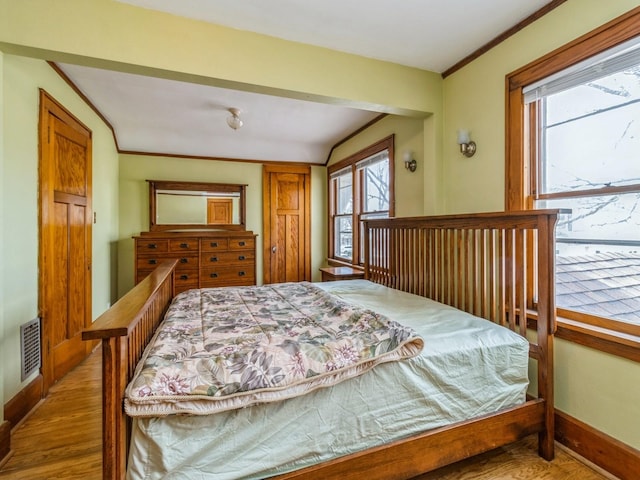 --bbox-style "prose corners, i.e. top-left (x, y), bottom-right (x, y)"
top-left (319, 266), bottom-right (365, 282)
